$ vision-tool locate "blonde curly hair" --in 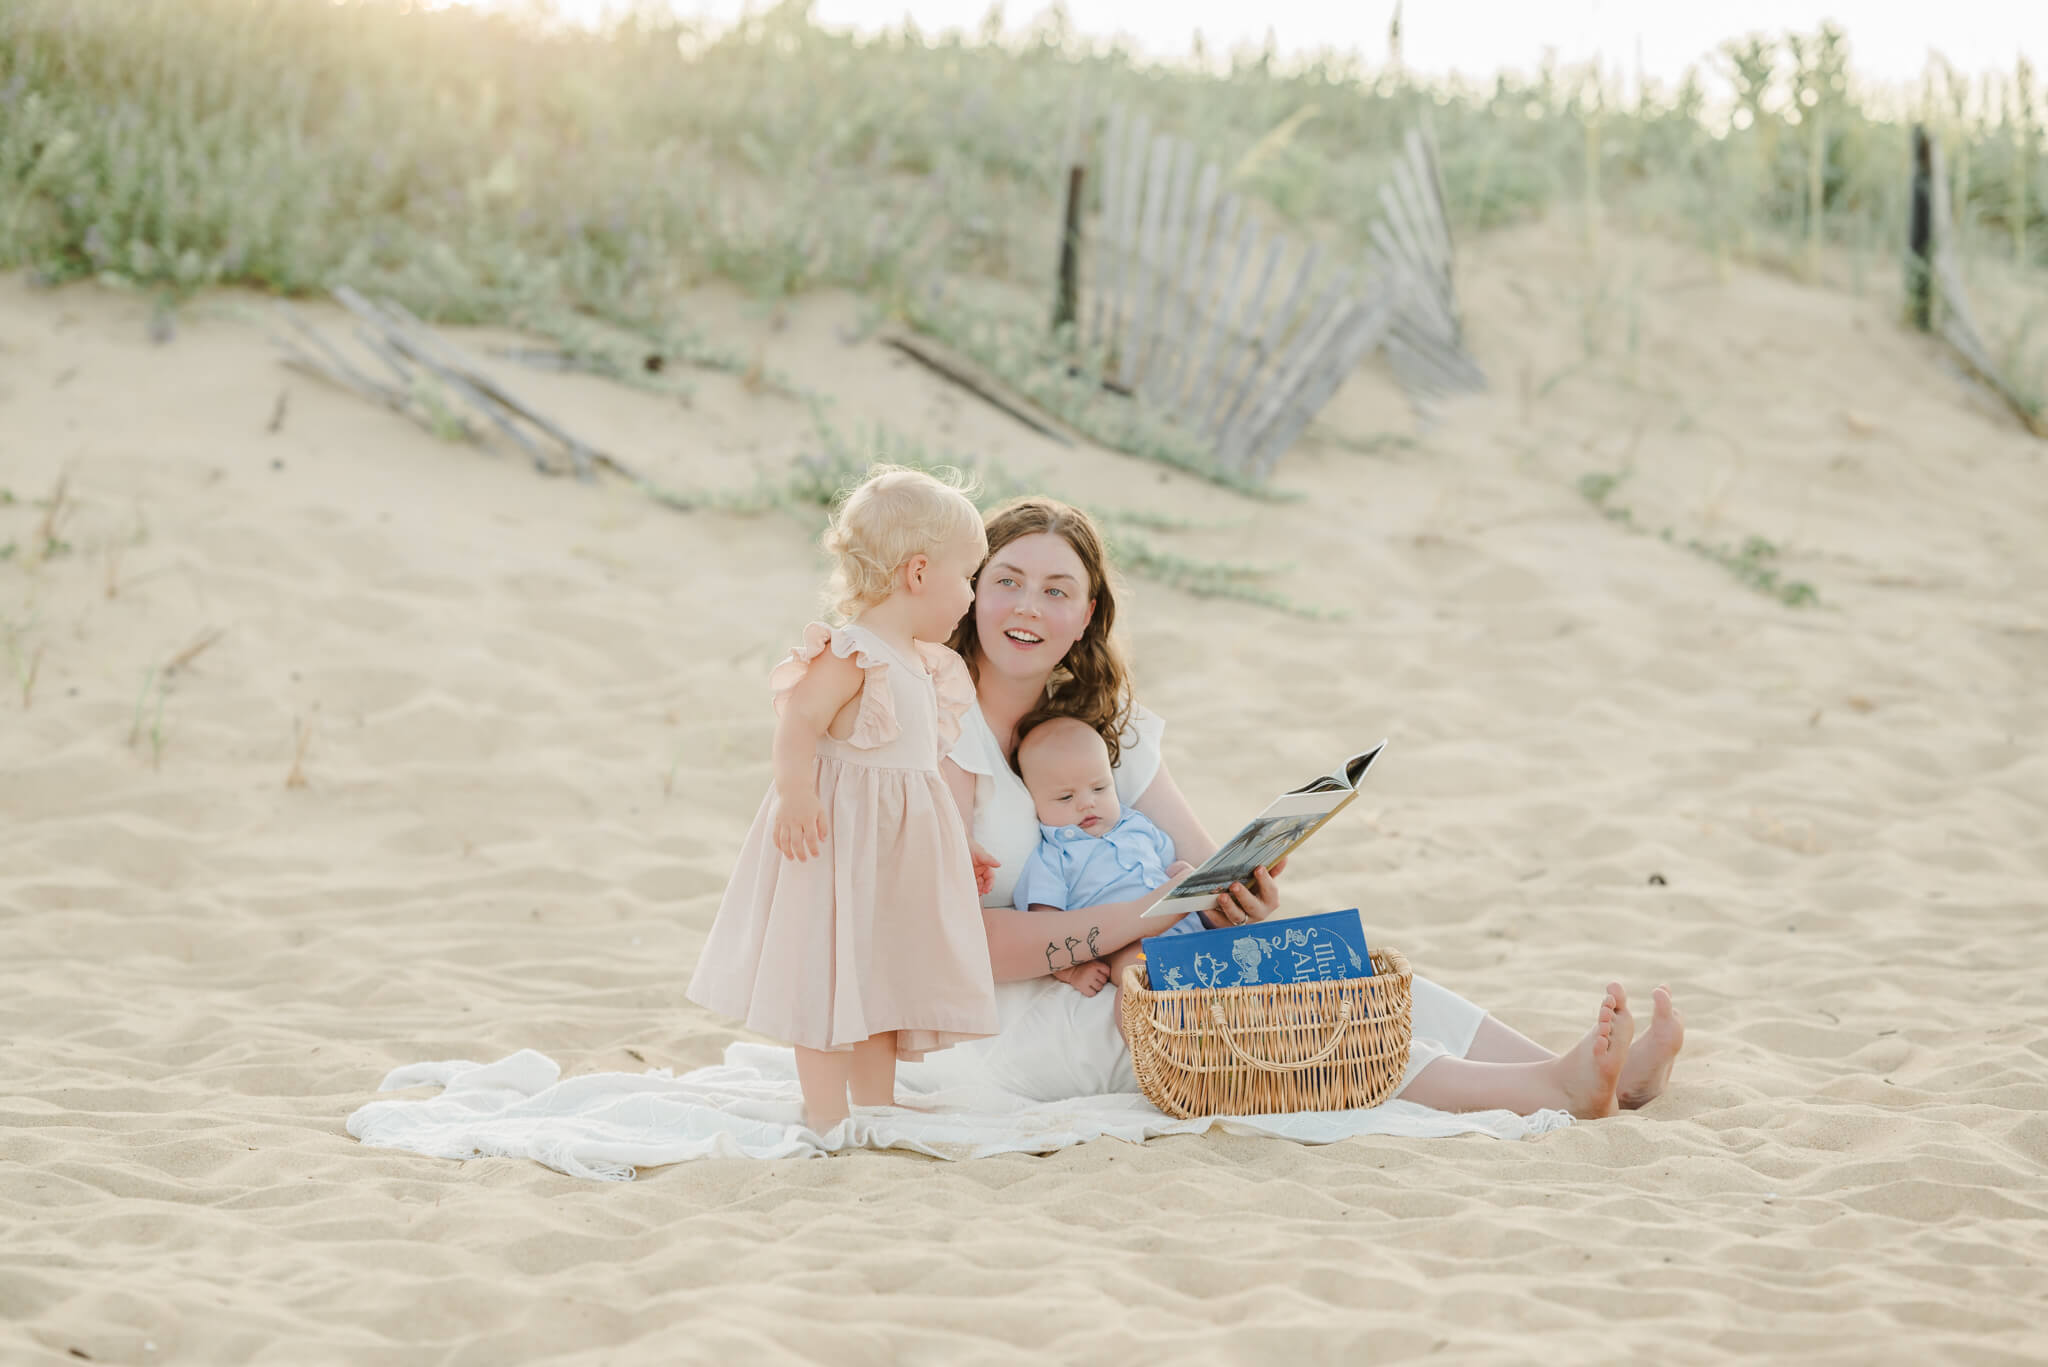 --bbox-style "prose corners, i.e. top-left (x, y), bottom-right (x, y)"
top-left (821, 464), bottom-right (984, 622)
